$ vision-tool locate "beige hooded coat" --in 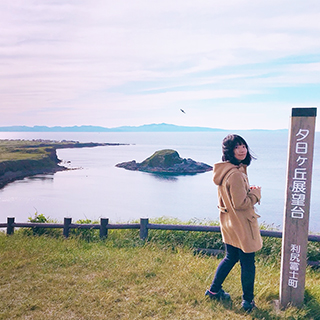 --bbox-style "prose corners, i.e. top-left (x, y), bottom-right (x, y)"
top-left (213, 161), bottom-right (263, 253)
